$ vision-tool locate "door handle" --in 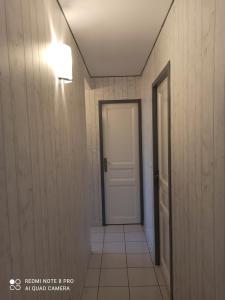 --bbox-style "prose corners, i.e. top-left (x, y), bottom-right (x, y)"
top-left (154, 172), bottom-right (159, 179)
top-left (103, 158), bottom-right (108, 172)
